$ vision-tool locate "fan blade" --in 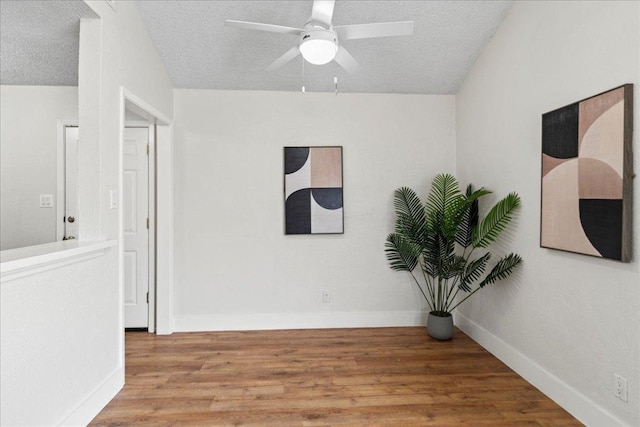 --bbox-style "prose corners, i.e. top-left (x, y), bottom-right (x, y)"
top-left (225, 20), bottom-right (304, 35)
top-left (310, 0), bottom-right (335, 28)
top-left (334, 21), bottom-right (414, 40)
top-left (334, 46), bottom-right (360, 74)
top-left (266, 46), bottom-right (301, 71)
